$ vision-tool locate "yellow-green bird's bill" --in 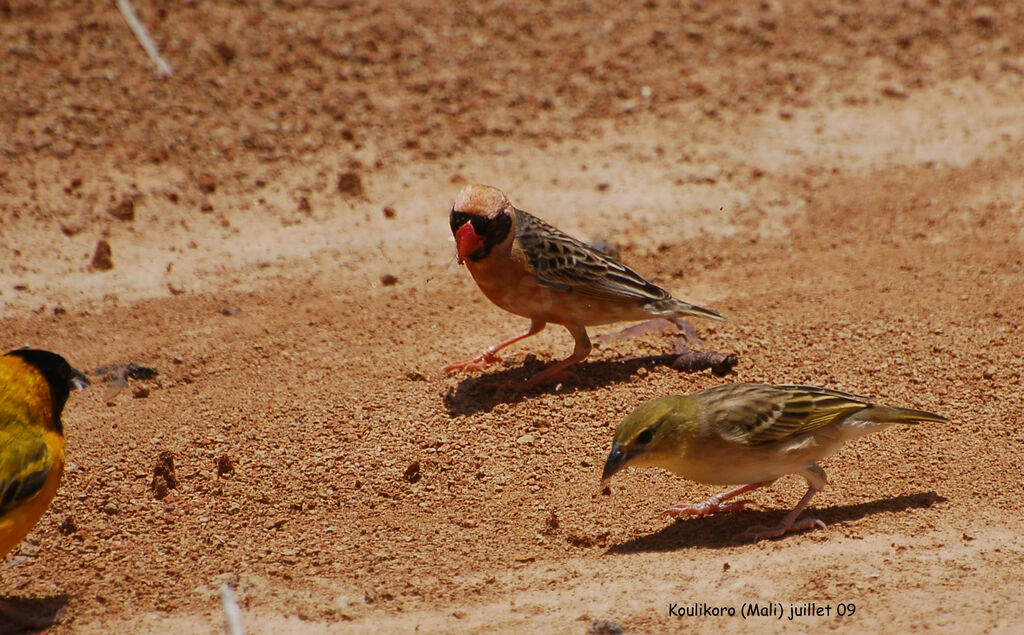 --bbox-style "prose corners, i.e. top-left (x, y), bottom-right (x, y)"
top-left (602, 383), bottom-right (948, 541)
